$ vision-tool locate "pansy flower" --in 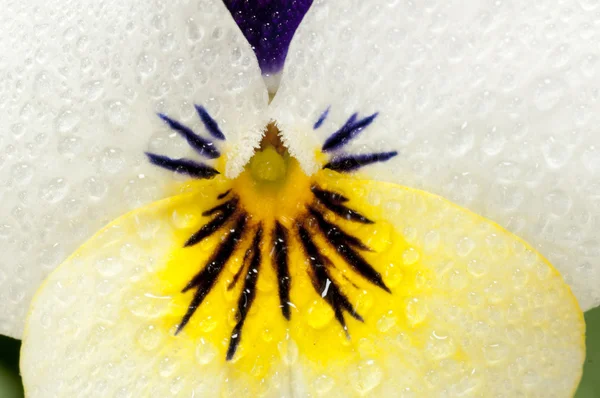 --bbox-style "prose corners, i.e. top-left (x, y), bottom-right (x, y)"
top-left (0, 0), bottom-right (598, 396)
